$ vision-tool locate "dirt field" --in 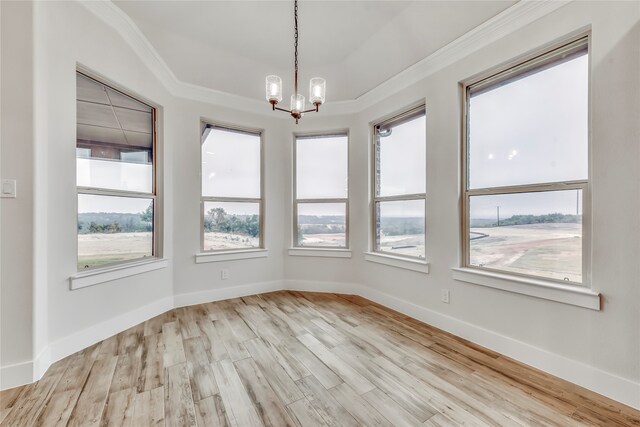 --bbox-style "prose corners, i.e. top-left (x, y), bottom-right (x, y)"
top-left (470, 223), bottom-right (582, 282)
top-left (78, 232), bottom-right (152, 269)
top-left (299, 233), bottom-right (346, 247)
top-left (378, 234), bottom-right (425, 258)
top-left (204, 232), bottom-right (259, 251)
